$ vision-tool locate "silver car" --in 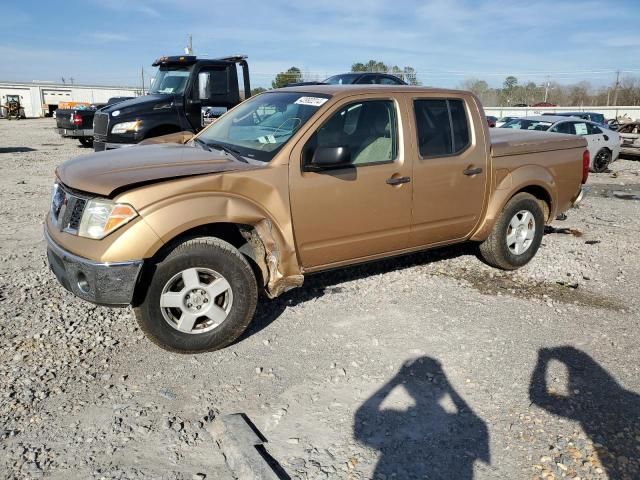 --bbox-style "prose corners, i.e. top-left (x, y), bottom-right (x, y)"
top-left (500, 116), bottom-right (620, 172)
